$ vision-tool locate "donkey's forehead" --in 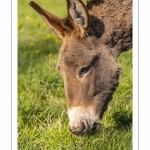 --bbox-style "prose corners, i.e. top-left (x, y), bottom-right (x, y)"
top-left (63, 35), bottom-right (98, 51)
top-left (58, 46), bottom-right (93, 68)
top-left (58, 37), bottom-right (96, 66)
